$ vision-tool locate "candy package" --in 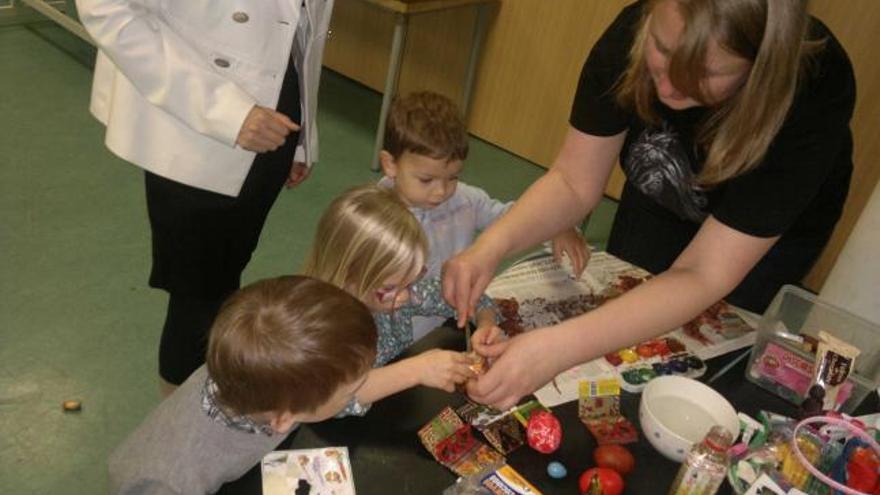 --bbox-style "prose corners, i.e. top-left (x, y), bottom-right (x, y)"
top-left (578, 379), bottom-right (638, 445)
top-left (419, 407), bottom-right (506, 477)
top-left (442, 462), bottom-right (544, 495)
top-left (457, 401), bottom-right (525, 455)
